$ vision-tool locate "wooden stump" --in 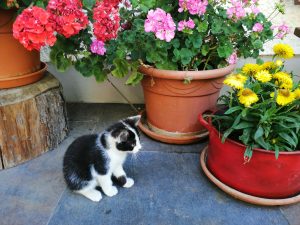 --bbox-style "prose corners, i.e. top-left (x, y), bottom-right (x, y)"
top-left (0, 72), bottom-right (68, 169)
